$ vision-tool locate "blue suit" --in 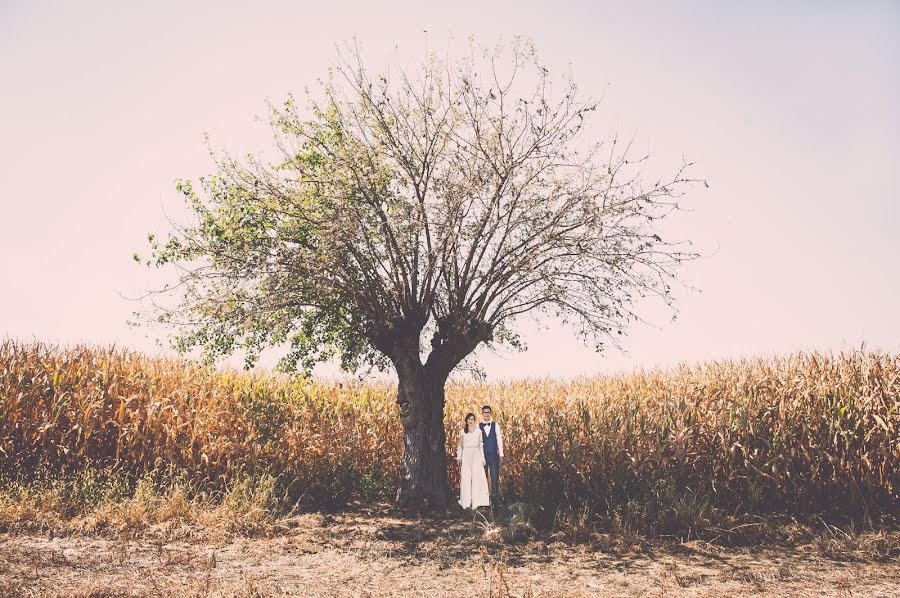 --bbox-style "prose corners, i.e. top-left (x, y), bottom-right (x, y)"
top-left (479, 422), bottom-right (501, 502)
